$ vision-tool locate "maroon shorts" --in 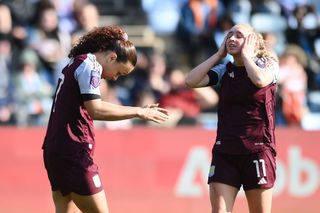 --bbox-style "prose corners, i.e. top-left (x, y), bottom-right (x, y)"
top-left (207, 148), bottom-right (276, 190)
top-left (43, 149), bottom-right (104, 196)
